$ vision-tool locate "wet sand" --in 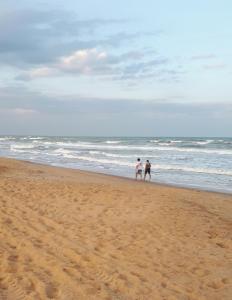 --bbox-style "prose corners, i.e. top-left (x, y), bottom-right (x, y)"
top-left (0, 157), bottom-right (231, 299)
